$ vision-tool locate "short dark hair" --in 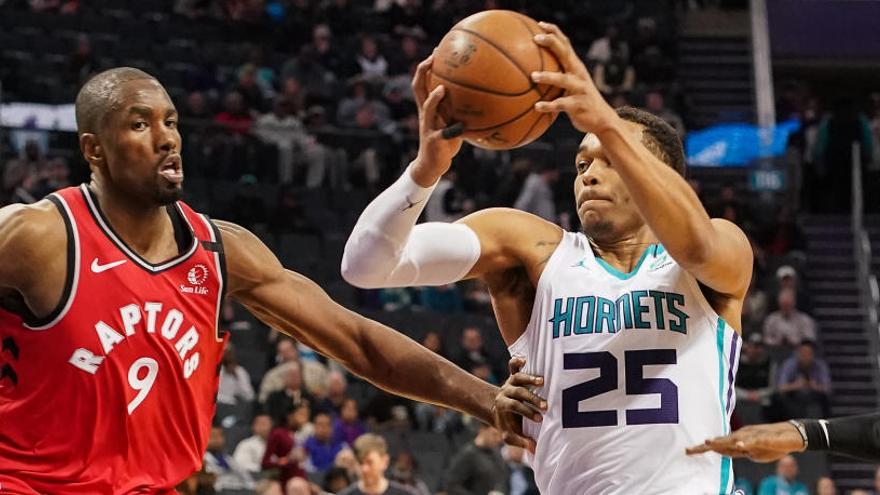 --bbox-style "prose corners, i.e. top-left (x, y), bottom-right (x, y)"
top-left (616, 106), bottom-right (686, 177)
top-left (75, 67), bottom-right (158, 136)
